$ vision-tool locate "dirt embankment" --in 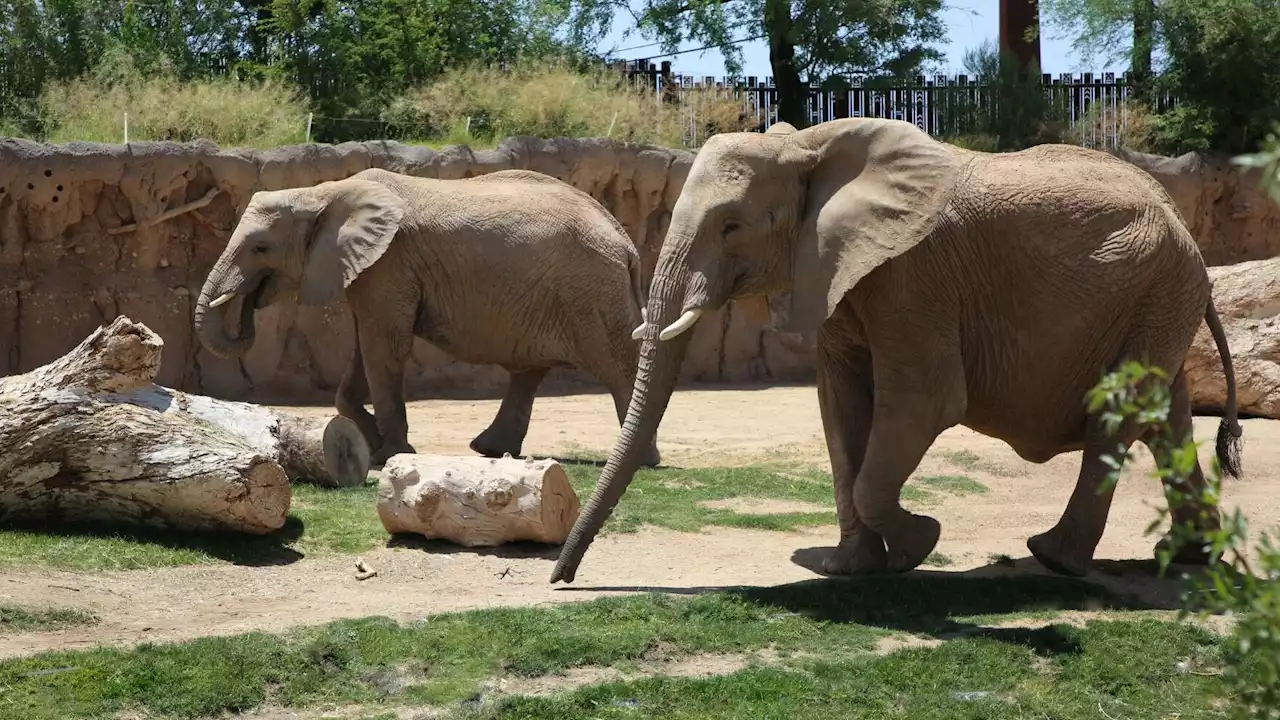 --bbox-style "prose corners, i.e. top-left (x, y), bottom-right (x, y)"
top-left (0, 137), bottom-right (1275, 404)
